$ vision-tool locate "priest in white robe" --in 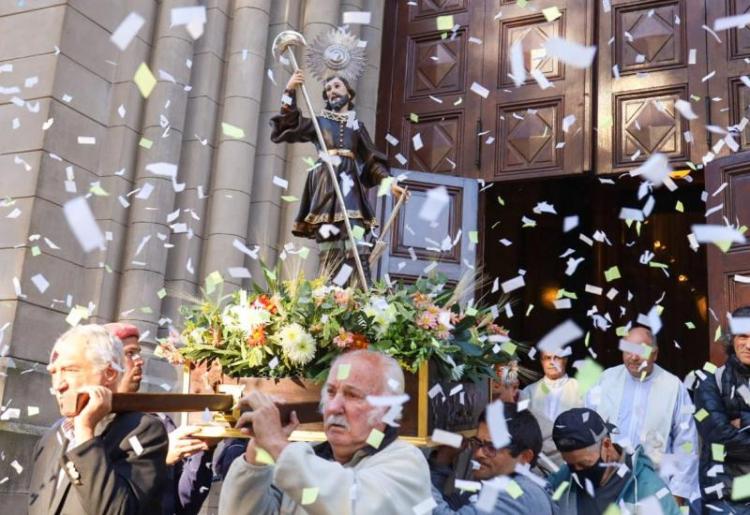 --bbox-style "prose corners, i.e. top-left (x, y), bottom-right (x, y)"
top-left (520, 350), bottom-right (582, 471)
top-left (585, 326), bottom-right (700, 507)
